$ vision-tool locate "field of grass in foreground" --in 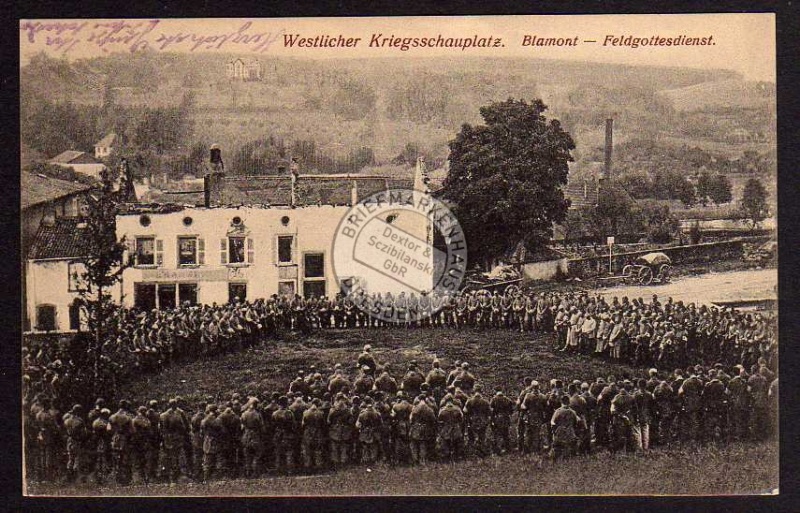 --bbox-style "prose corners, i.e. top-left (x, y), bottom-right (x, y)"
top-left (114, 328), bottom-right (644, 408)
top-left (28, 441), bottom-right (777, 496)
top-left (28, 328), bottom-right (778, 496)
